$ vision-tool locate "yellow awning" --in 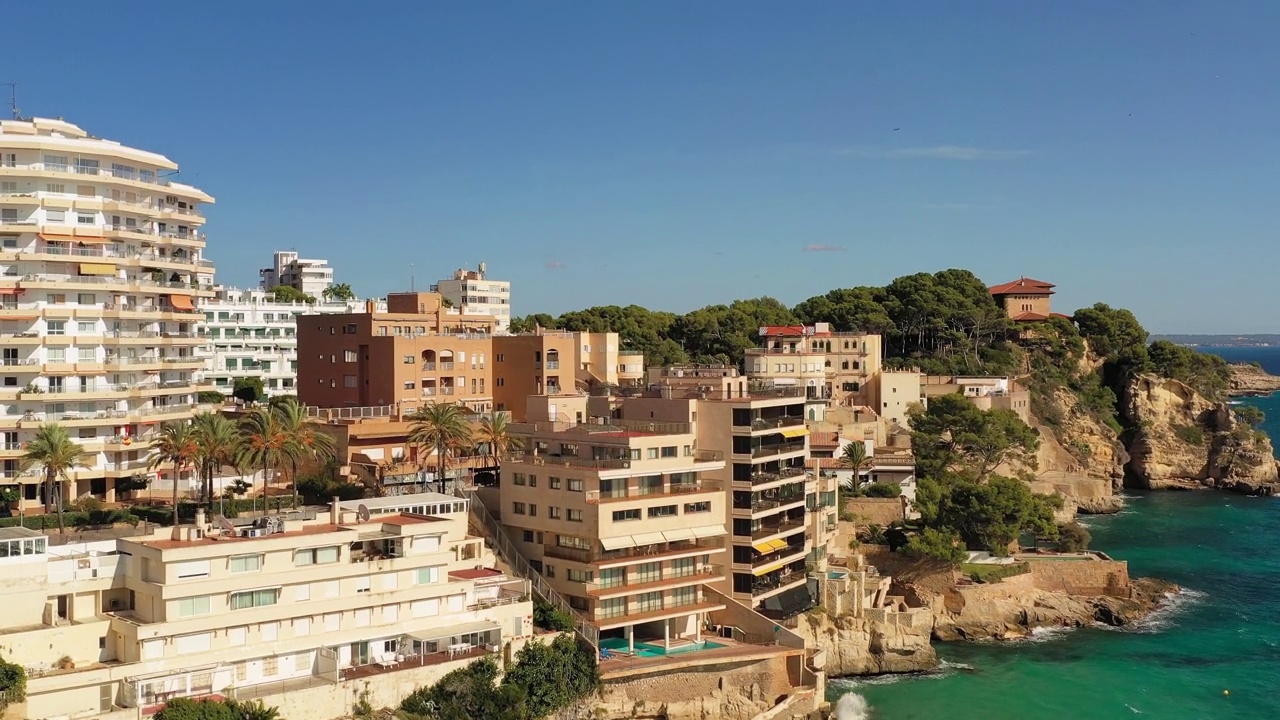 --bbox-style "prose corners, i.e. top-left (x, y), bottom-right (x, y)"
top-left (753, 561), bottom-right (787, 577)
top-left (72, 235), bottom-right (112, 245)
top-left (78, 263), bottom-right (116, 276)
top-left (779, 427), bottom-right (809, 439)
top-left (169, 294), bottom-right (196, 311)
top-left (751, 541), bottom-right (774, 553)
top-left (767, 538), bottom-right (790, 551)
